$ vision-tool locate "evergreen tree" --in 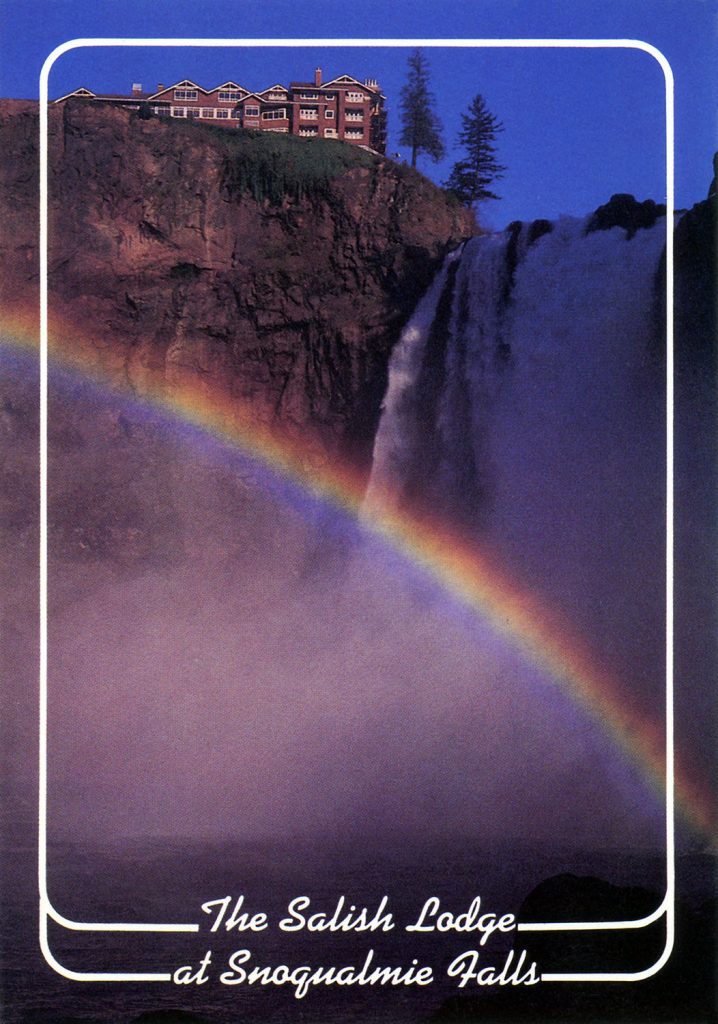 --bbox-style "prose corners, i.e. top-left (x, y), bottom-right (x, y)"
top-left (444, 94), bottom-right (505, 205)
top-left (399, 49), bottom-right (445, 168)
